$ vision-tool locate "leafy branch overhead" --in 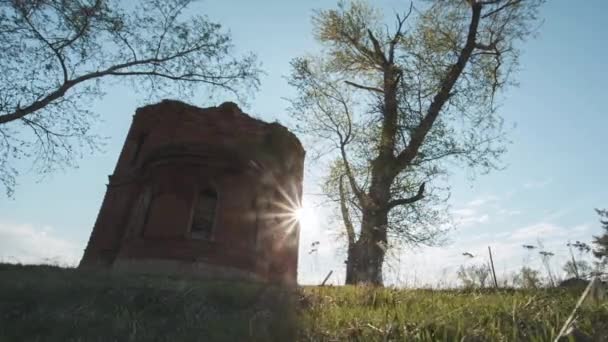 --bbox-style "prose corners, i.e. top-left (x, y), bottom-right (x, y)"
top-left (0, 0), bottom-right (261, 196)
